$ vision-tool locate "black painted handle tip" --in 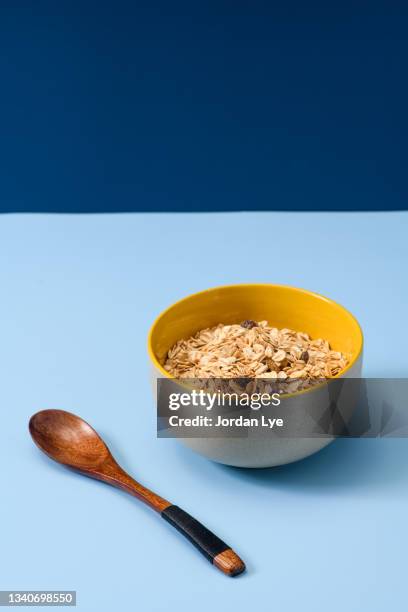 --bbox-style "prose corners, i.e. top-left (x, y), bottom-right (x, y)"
top-left (161, 505), bottom-right (246, 577)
